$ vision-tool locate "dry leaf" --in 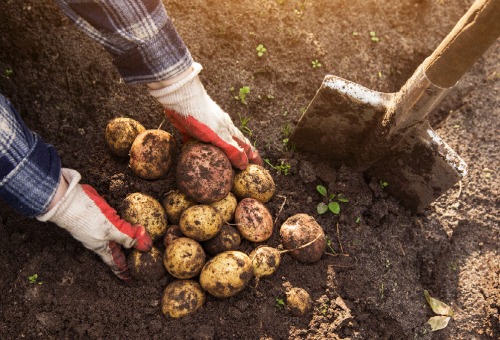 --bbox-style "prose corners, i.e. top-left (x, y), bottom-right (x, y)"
top-left (424, 290), bottom-right (453, 316)
top-left (427, 315), bottom-right (451, 331)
